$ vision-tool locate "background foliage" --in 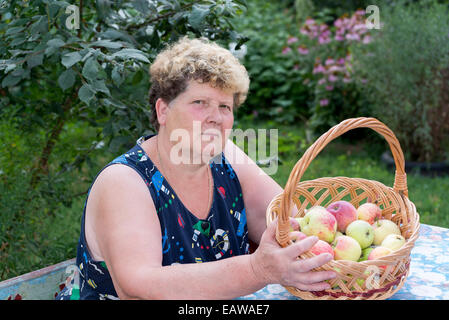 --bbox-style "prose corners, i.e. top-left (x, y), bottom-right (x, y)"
top-left (1, 0), bottom-right (449, 281)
